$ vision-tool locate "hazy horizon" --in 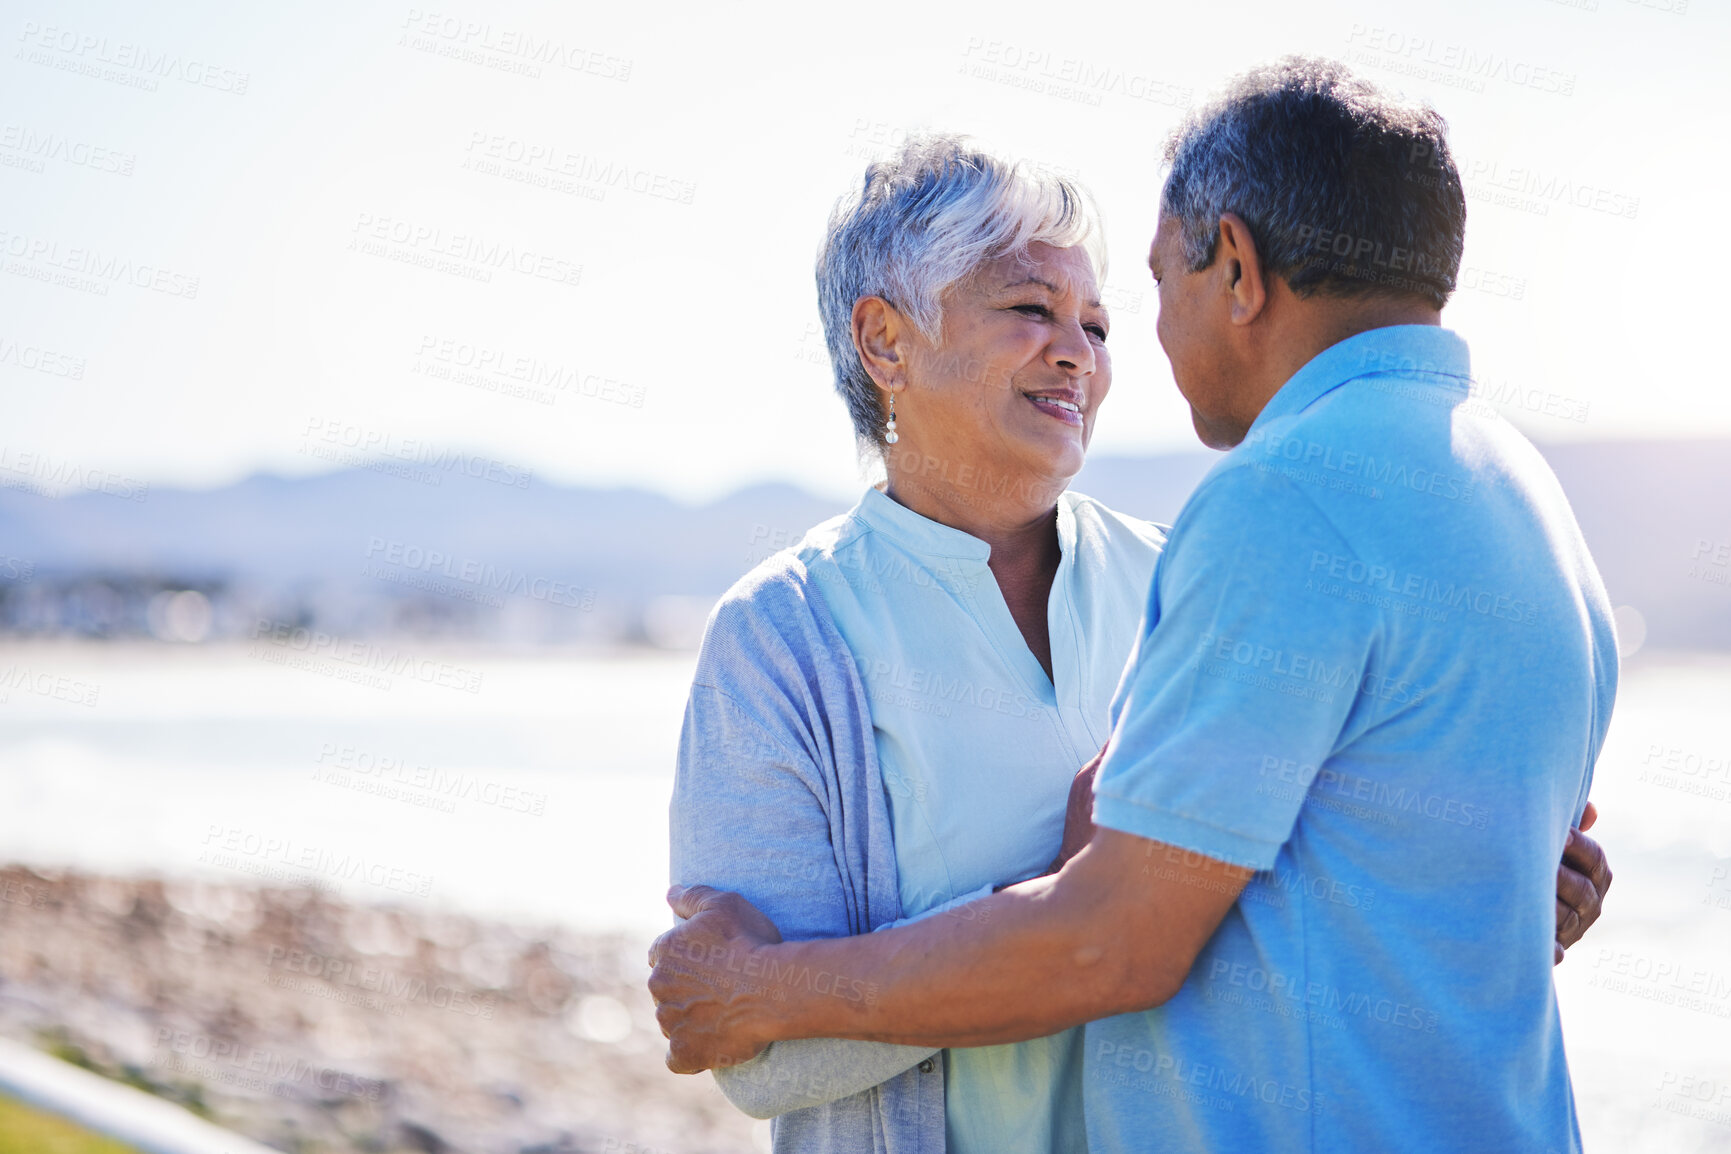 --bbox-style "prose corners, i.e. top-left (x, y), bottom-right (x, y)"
top-left (3, 0), bottom-right (1726, 502)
